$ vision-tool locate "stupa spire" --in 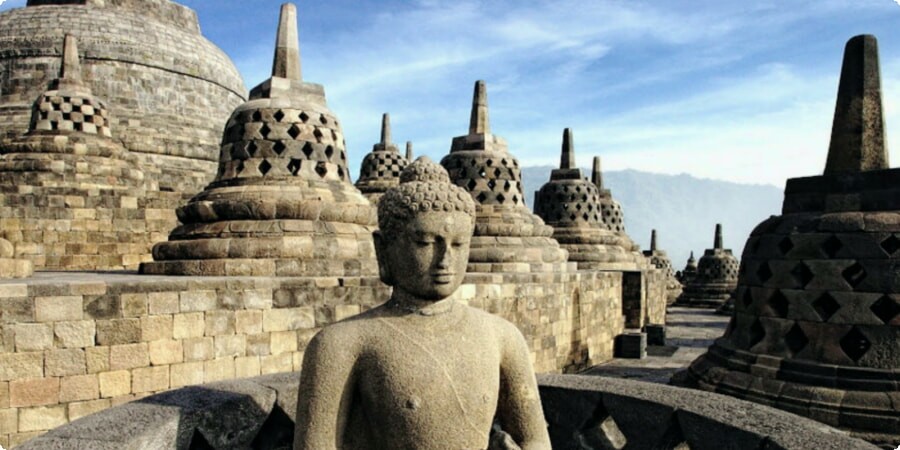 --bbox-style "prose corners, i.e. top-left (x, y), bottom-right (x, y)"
top-left (592, 156), bottom-right (603, 189)
top-left (825, 34), bottom-right (888, 174)
top-left (468, 80), bottom-right (490, 135)
top-left (560, 128), bottom-right (575, 169)
top-left (272, 3), bottom-right (302, 80)
top-left (380, 113), bottom-right (392, 147)
top-left (714, 223), bottom-right (723, 249)
top-left (651, 229), bottom-right (658, 252)
top-left (60, 34), bottom-right (81, 82)
top-left (406, 141), bottom-right (413, 161)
